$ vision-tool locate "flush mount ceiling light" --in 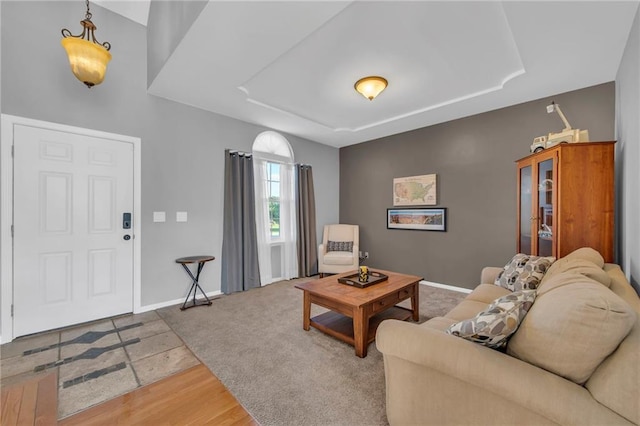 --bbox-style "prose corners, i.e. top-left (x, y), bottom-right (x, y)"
top-left (354, 76), bottom-right (388, 101)
top-left (61, 0), bottom-right (112, 88)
